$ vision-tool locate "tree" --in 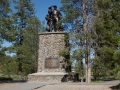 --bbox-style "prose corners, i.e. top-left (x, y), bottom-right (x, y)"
top-left (0, 0), bottom-right (15, 42)
top-left (92, 0), bottom-right (120, 80)
top-left (60, 0), bottom-right (93, 83)
top-left (113, 50), bottom-right (120, 79)
top-left (72, 49), bottom-right (84, 80)
top-left (12, 0), bottom-right (41, 75)
top-left (0, 0), bottom-right (15, 75)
